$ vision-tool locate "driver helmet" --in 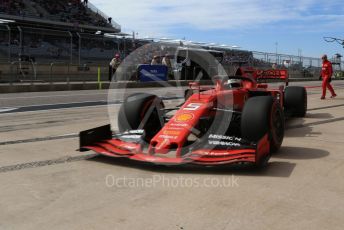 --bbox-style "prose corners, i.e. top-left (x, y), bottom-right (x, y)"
top-left (226, 79), bottom-right (243, 88)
